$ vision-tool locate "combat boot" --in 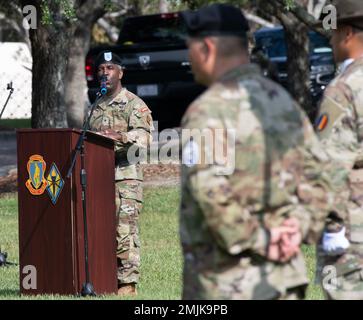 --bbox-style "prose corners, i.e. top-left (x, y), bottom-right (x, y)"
top-left (118, 284), bottom-right (137, 296)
